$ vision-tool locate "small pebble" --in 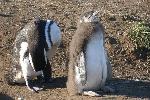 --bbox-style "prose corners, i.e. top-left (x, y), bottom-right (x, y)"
top-left (18, 97), bottom-right (24, 100)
